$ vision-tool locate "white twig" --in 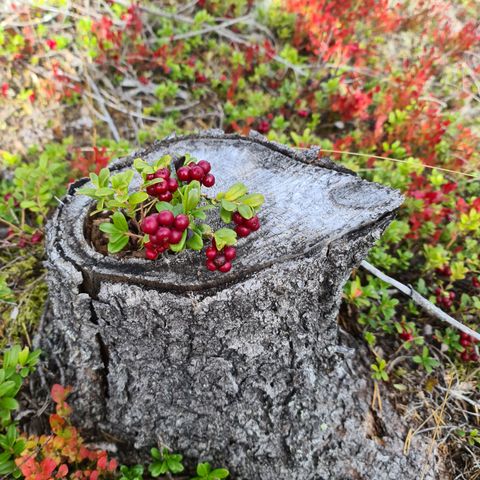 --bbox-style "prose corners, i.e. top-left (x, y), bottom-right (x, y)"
top-left (360, 260), bottom-right (480, 343)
